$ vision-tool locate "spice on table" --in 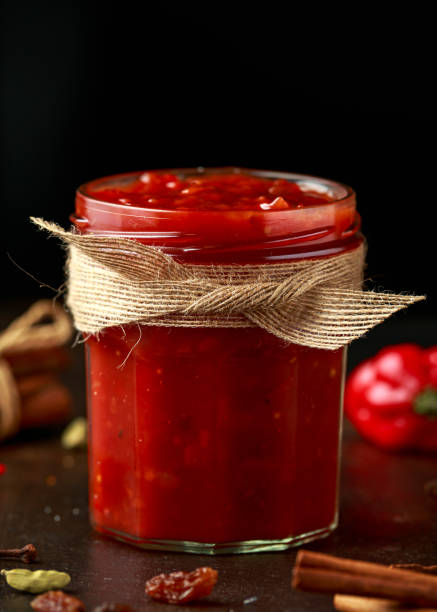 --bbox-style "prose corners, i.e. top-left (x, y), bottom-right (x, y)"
top-left (0, 463), bottom-right (6, 475)
top-left (1, 568), bottom-right (71, 593)
top-left (61, 417), bottom-right (87, 450)
top-left (334, 565), bottom-right (437, 610)
top-left (31, 590), bottom-right (84, 611)
top-left (345, 344), bottom-right (437, 451)
top-left (333, 593), bottom-right (435, 611)
top-left (292, 550), bottom-right (437, 607)
top-left (389, 563), bottom-right (437, 575)
top-left (4, 346), bottom-right (70, 377)
top-left (19, 380), bottom-right (72, 430)
top-left (0, 543), bottom-right (37, 563)
top-left (145, 567), bottom-right (218, 604)
top-left (0, 300), bottom-right (73, 442)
